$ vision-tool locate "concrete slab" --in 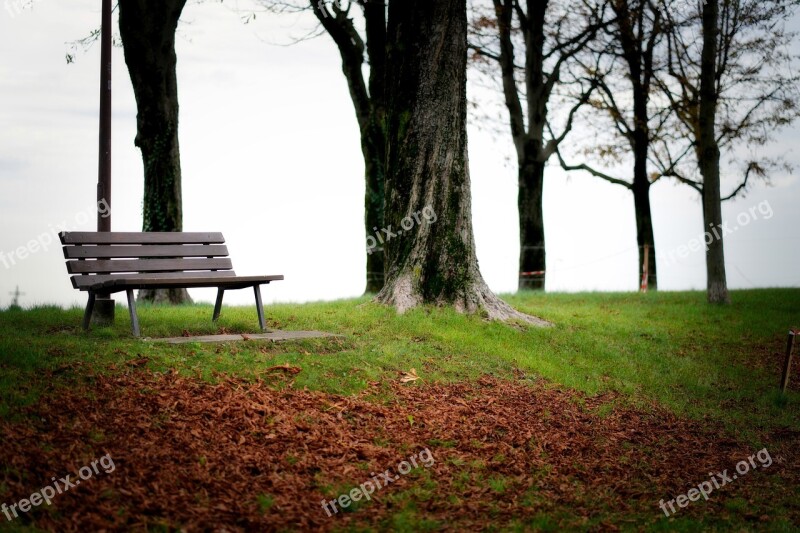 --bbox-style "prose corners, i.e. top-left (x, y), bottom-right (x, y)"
top-left (244, 331), bottom-right (341, 341)
top-left (145, 331), bottom-right (341, 345)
